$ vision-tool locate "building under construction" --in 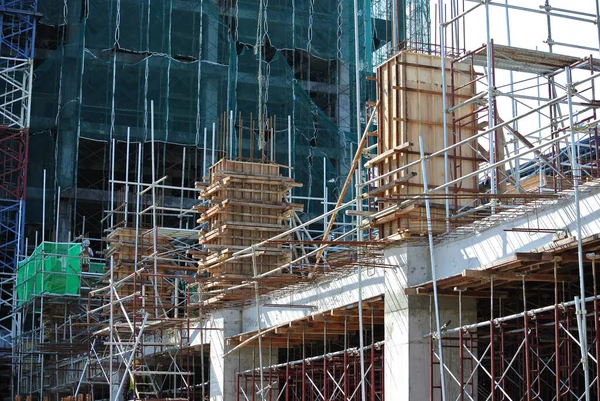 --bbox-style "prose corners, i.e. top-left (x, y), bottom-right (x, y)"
top-left (2, 0), bottom-right (600, 400)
